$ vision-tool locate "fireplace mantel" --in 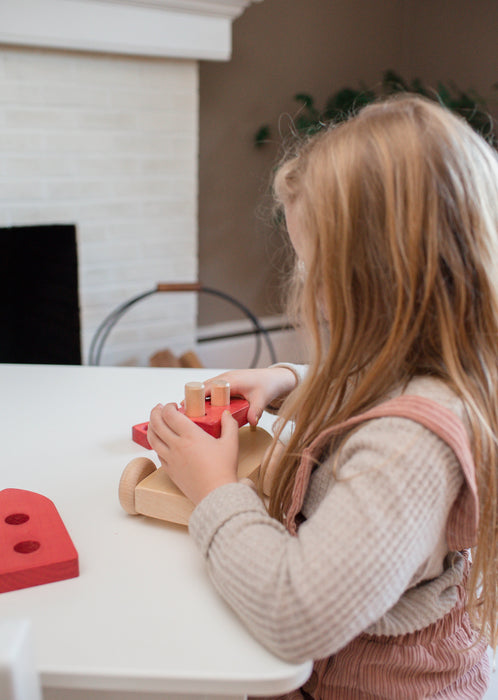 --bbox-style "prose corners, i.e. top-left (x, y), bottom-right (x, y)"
top-left (0, 0), bottom-right (262, 60)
